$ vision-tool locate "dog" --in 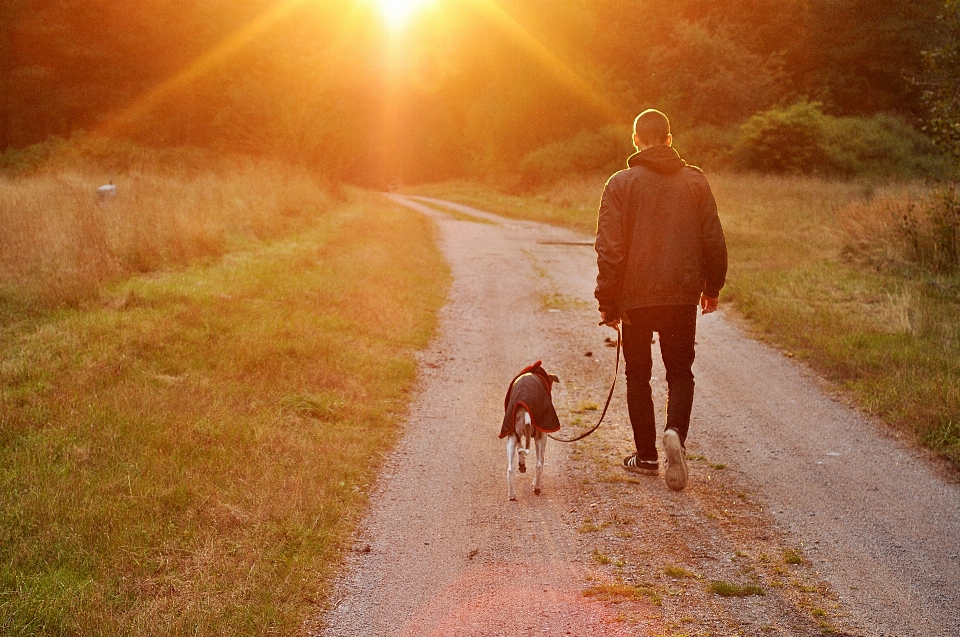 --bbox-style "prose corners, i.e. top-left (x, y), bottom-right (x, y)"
top-left (499, 361), bottom-right (560, 501)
